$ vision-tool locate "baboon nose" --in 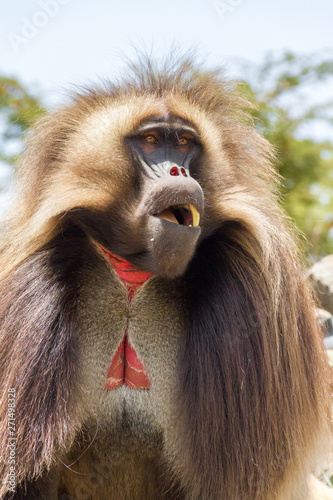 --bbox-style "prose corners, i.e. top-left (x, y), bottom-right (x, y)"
top-left (170, 166), bottom-right (188, 177)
